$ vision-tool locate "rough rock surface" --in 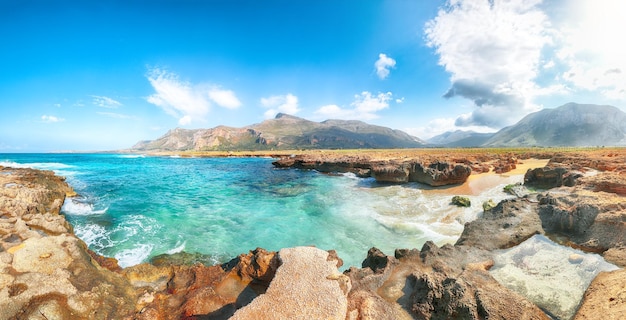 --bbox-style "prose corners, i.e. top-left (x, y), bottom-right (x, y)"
top-left (0, 166), bottom-right (138, 319)
top-left (524, 167), bottom-right (582, 189)
top-left (575, 268), bottom-right (626, 320)
top-left (537, 192), bottom-right (626, 253)
top-left (345, 244), bottom-right (549, 320)
top-left (409, 161), bottom-right (472, 186)
top-left (230, 246), bottom-right (348, 320)
top-left (456, 198), bottom-right (544, 250)
top-left (4, 149), bottom-right (626, 319)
